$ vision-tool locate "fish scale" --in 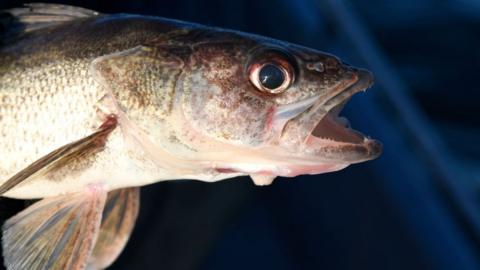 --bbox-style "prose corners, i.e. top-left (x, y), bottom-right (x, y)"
top-left (0, 60), bottom-right (108, 194)
top-left (0, 15), bottom-right (192, 198)
top-left (0, 4), bottom-right (380, 269)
